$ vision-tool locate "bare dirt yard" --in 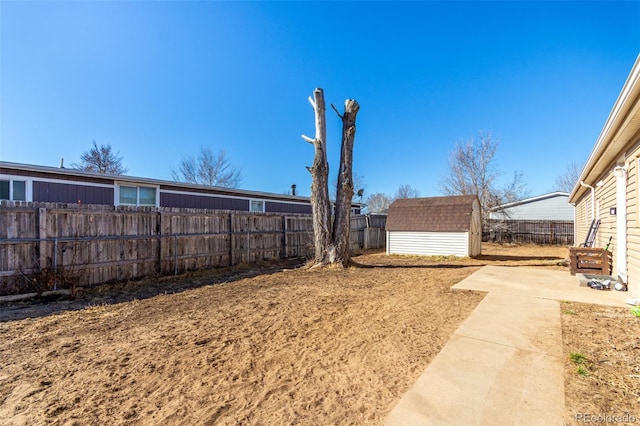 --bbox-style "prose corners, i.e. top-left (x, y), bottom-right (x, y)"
top-left (0, 243), bottom-right (637, 425)
top-left (562, 302), bottom-right (640, 424)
